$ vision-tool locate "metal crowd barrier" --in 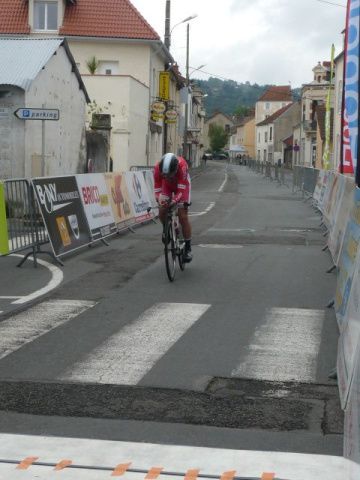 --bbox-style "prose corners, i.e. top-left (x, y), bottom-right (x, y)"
top-left (130, 166), bottom-right (154, 171)
top-left (3, 179), bottom-right (49, 267)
